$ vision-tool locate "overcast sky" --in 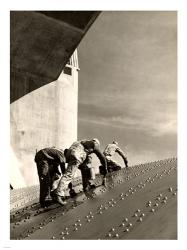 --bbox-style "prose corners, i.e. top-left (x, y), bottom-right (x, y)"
top-left (77, 11), bottom-right (177, 166)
